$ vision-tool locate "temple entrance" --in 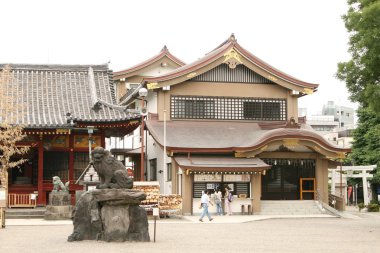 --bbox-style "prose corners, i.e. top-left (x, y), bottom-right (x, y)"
top-left (261, 159), bottom-right (315, 200)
